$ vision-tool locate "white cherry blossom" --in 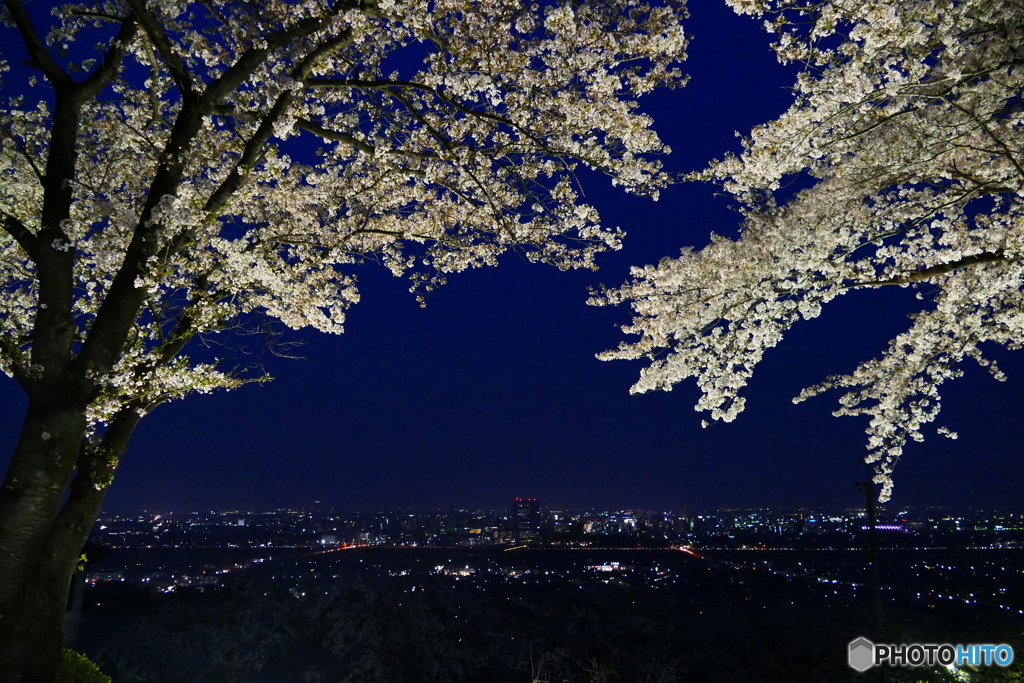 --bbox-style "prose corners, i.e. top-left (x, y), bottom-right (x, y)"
top-left (595, 0), bottom-right (1023, 502)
